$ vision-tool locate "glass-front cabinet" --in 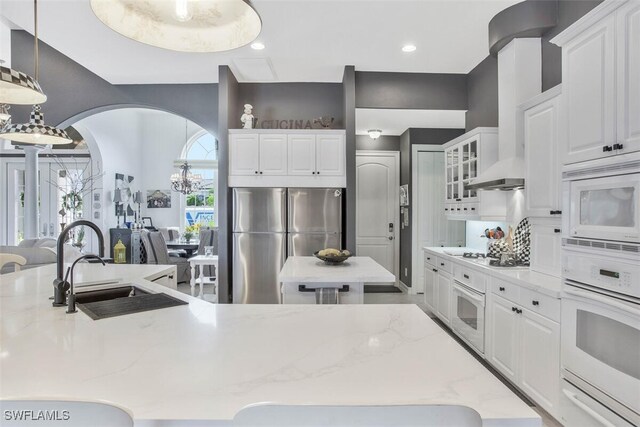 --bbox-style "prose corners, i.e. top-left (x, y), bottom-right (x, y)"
top-left (443, 128), bottom-right (500, 219)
